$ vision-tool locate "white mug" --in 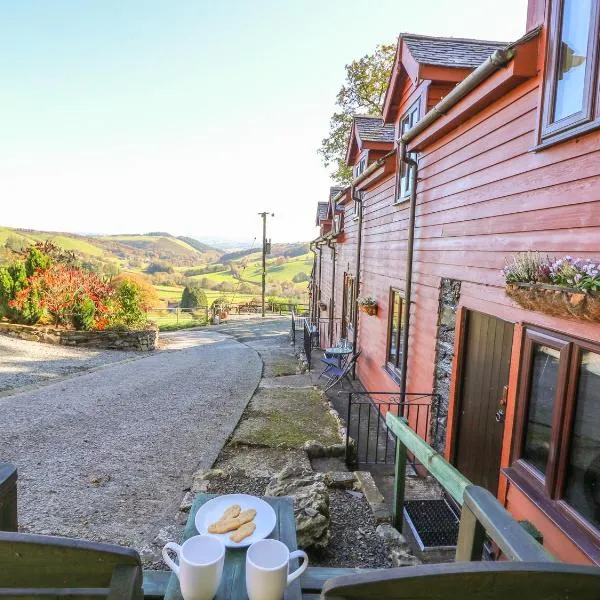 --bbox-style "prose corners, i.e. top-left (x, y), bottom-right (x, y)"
top-left (246, 539), bottom-right (308, 600)
top-left (162, 535), bottom-right (225, 600)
